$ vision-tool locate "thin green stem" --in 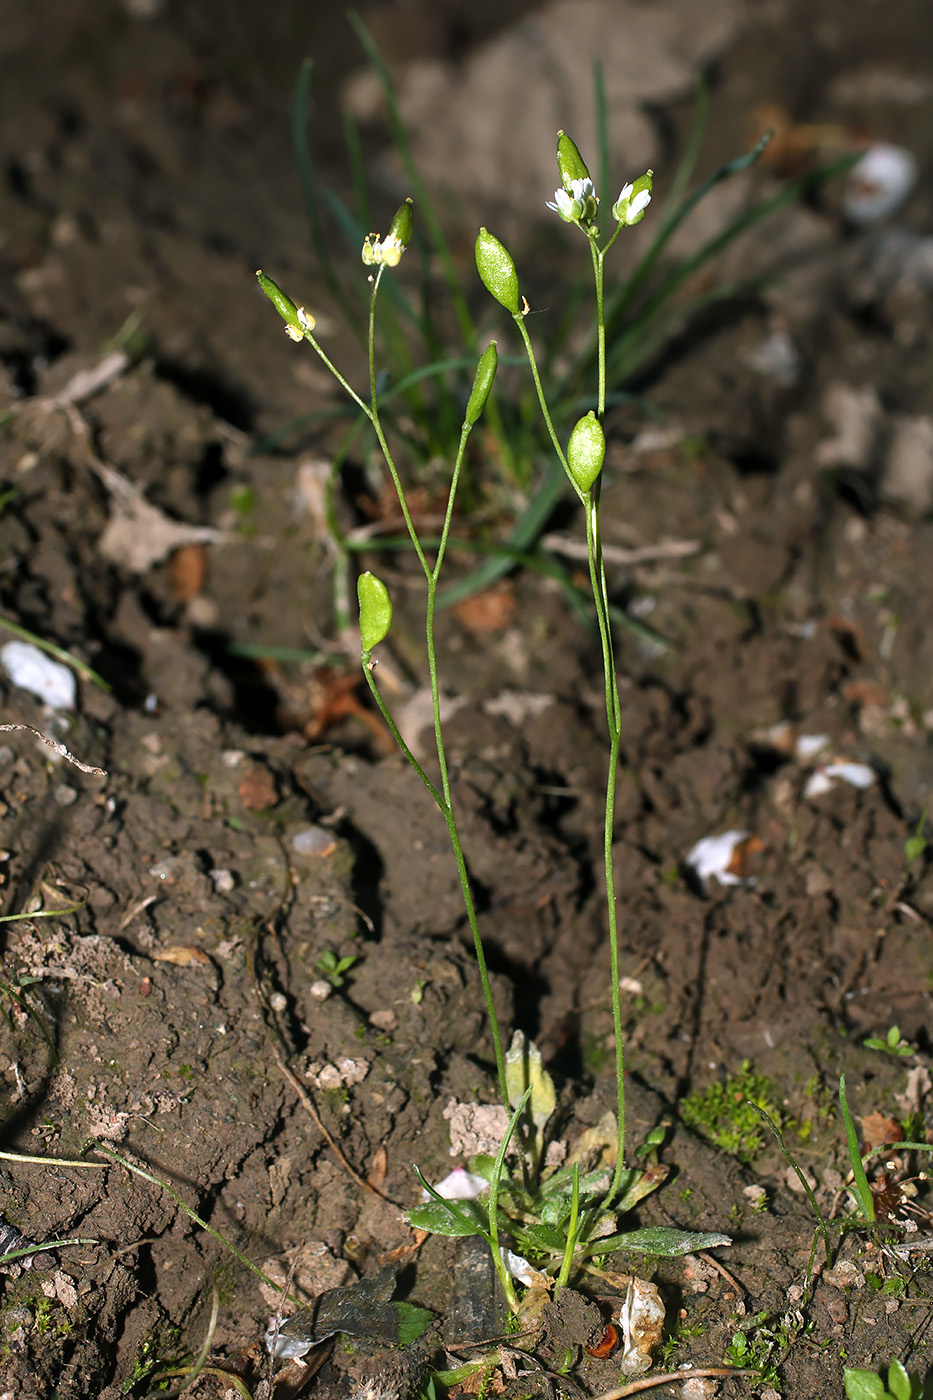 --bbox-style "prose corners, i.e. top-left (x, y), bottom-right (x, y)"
top-left (366, 268), bottom-right (431, 576)
top-left (513, 316), bottom-right (569, 472)
top-left (590, 238), bottom-right (606, 419)
top-left (556, 1163), bottom-right (580, 1289)
top-left (516, 270), bottom-right (627, 1203)
top-left (361, 271), bottom-right (509, 1108)
top-left (487, 1087), bottom-right (531, 1311)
